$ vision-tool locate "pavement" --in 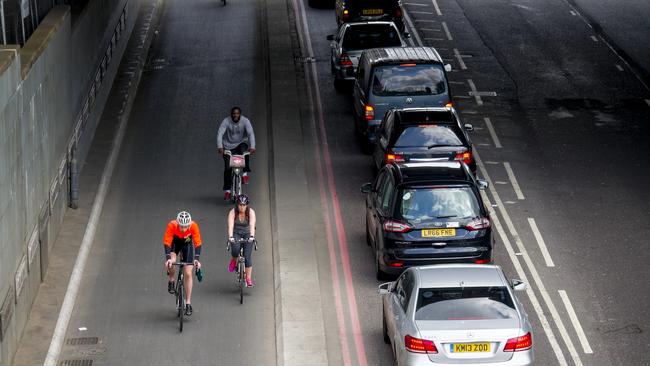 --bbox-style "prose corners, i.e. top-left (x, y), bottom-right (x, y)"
top-left (10, 0), bottom-right (650, 365)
